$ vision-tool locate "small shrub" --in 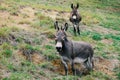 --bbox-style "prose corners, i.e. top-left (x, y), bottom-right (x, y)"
top-left (39, 62), bottom-right (51, 68)
top-left (3, 49), bottom-right (13, 57)
top-left (0, 27), bottom-right (19, 38)
top-left (101, 52), bottom-right (109, 59)
top-left (92, 33), bottom-right (102, 41)
top-left (44, 45), bottom-right (54, 50)
top-left (0, 42), bottom-right (13, 57)
top-left (39, 70), bottom-right (46, 76)
top-left (114, 67), bottom-right (120, 80)
top-left (0, 27), bottom-right (10, 38)
top-left (42, 30), bottom-right (55, 39)
top-left (0, 6), bottom-right (7, 11)
top-left (18, 20), bottom-right (31, 24)
top-left (104, 34), bottom-right (120, 41)
top-left (0, 42), bottom-right (11, 50)
top-left (117, 72), bottom-right (120, 79)
top-left (2, 78), bottom-right (9, 80)
top-left (31, 20), bottom-right (40, 29)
